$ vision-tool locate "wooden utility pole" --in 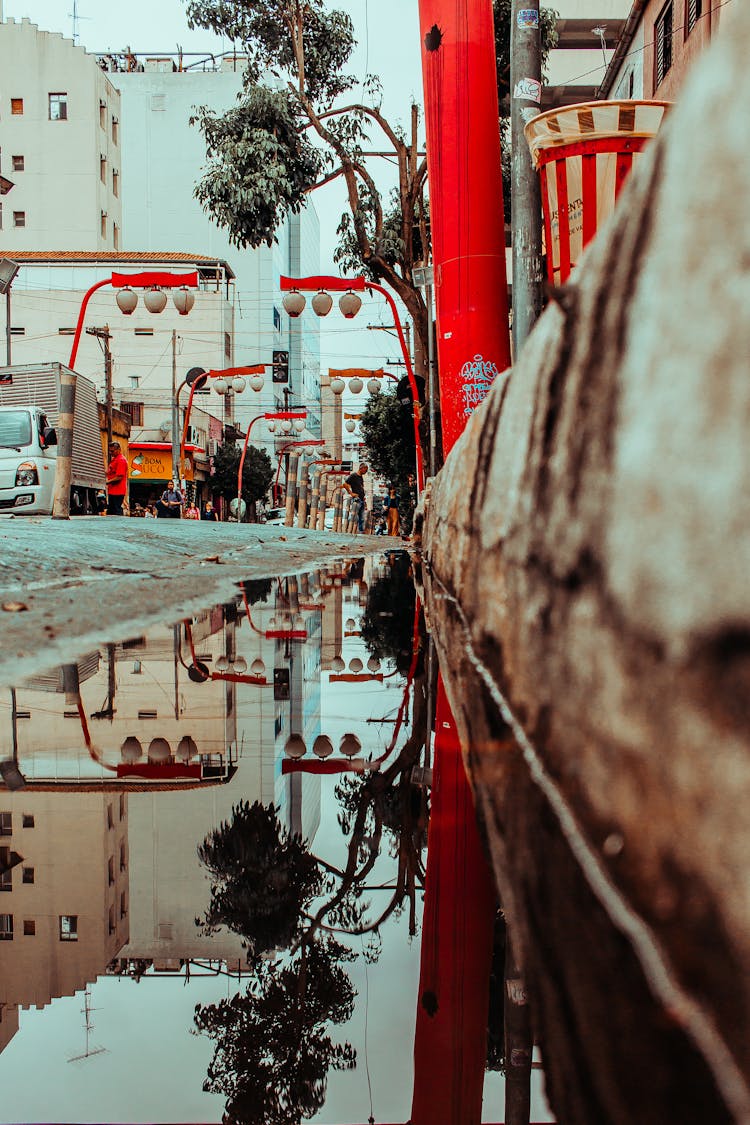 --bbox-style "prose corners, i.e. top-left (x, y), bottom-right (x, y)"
top-left (86, 325), bottom-right (113, 444)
